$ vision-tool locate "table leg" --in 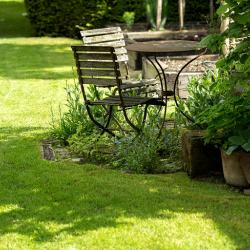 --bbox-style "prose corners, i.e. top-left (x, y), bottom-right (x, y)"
top-left (146, 56), bottom-right (164, 101)
top-left (145, 55), bottom-right (168, 137)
